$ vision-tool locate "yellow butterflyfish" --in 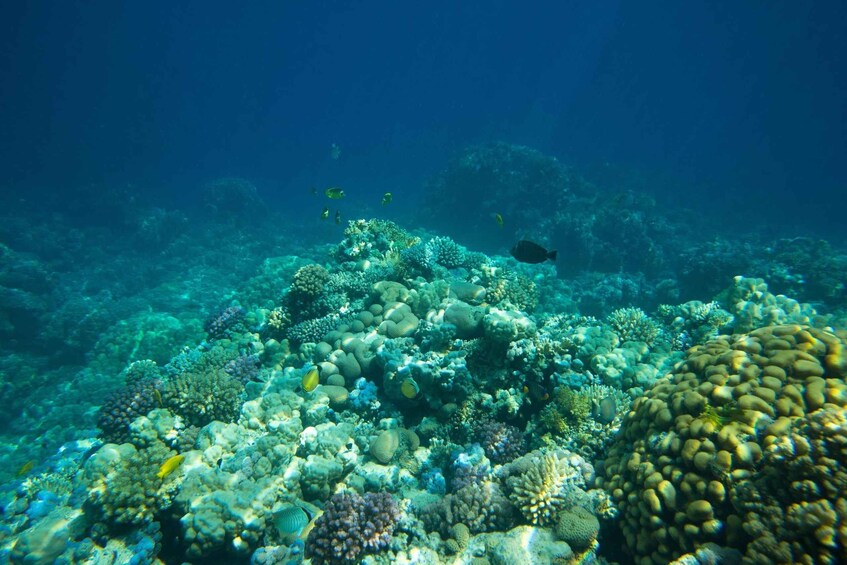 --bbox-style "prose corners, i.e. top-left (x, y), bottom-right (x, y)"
top-left (301, 366), bottom-right (320, 392)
